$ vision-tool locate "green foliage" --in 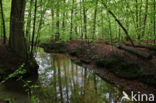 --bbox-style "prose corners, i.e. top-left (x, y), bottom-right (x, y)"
top-left (1, 0), bottom-right (156, 44)
top-left (1, 63), bottom-right (27, 83)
